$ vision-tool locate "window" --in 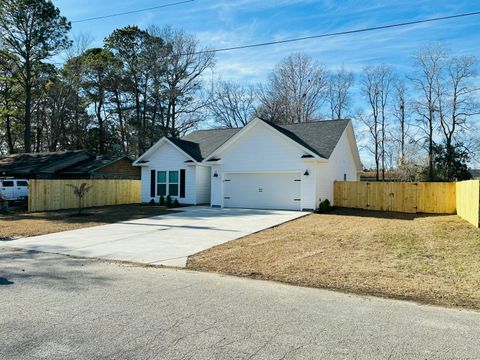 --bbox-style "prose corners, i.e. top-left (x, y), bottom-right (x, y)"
top-left (17, 181), bottom-right (28, 187)
top-left (156, 170), bottom-right (179, 197)
top-left (157, 171), bottom-right (167, 196)
top-left (2, 181), bottom-right (13, 187)
top-left (169, 171), bottom-right (179, 197)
